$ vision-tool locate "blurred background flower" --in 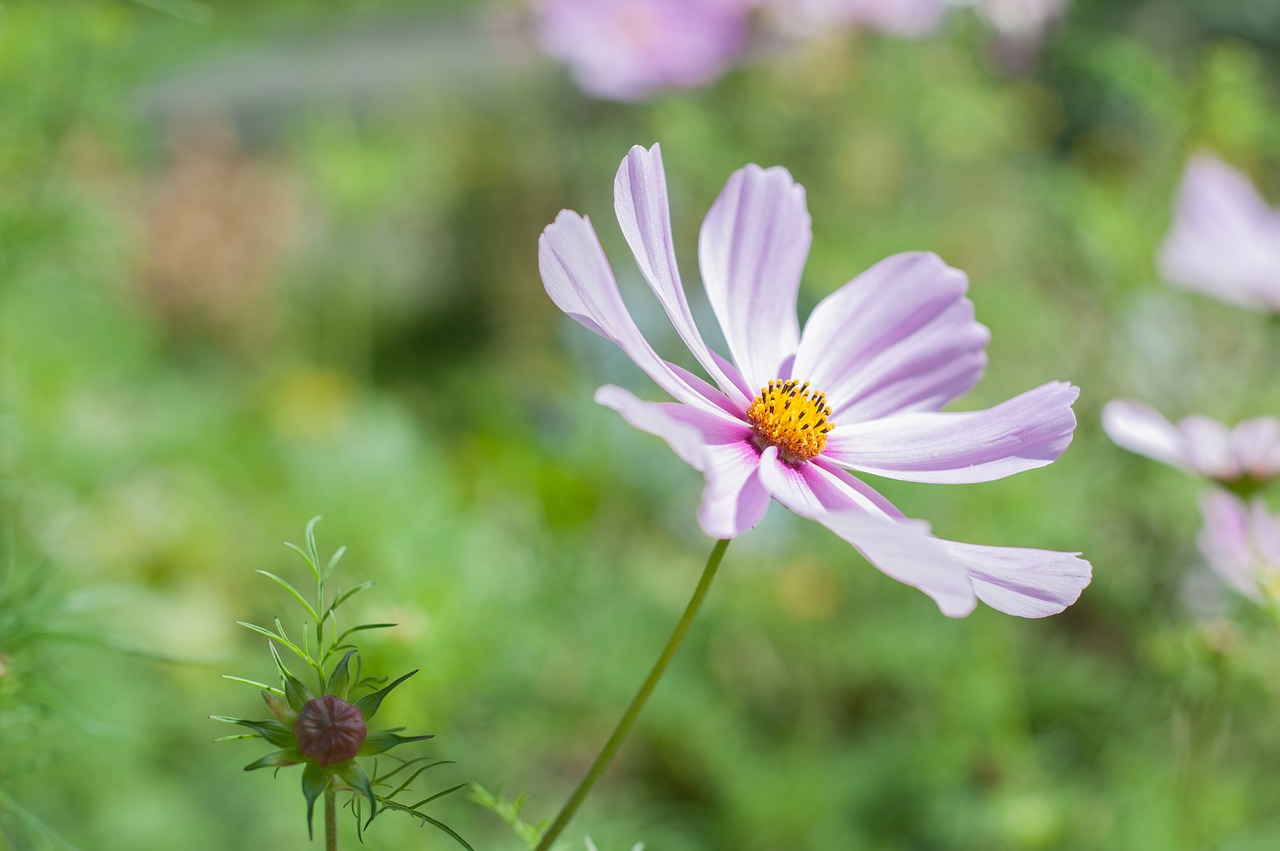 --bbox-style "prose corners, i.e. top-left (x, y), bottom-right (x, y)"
top-left (1158, 153), bottom-right (1280, 312)
top-left (1198, 490), bottom-right (1280, 603)
top-left (532, 0), bottom-right (752, 101)
top-left (1102, 402), bottom-right (1280, 494)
